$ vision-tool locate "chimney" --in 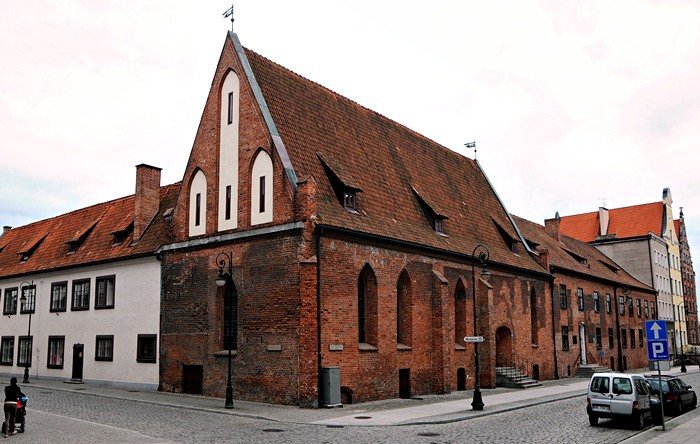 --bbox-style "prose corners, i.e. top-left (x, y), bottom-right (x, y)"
top-left (134, 164), bottom-right (162, 242)
top-left (598, 207), bottom-right (609, 236)
top-left (1, 226), bottom-right (11, 236)
top-left (544, 212), bottom-right (561, 241)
